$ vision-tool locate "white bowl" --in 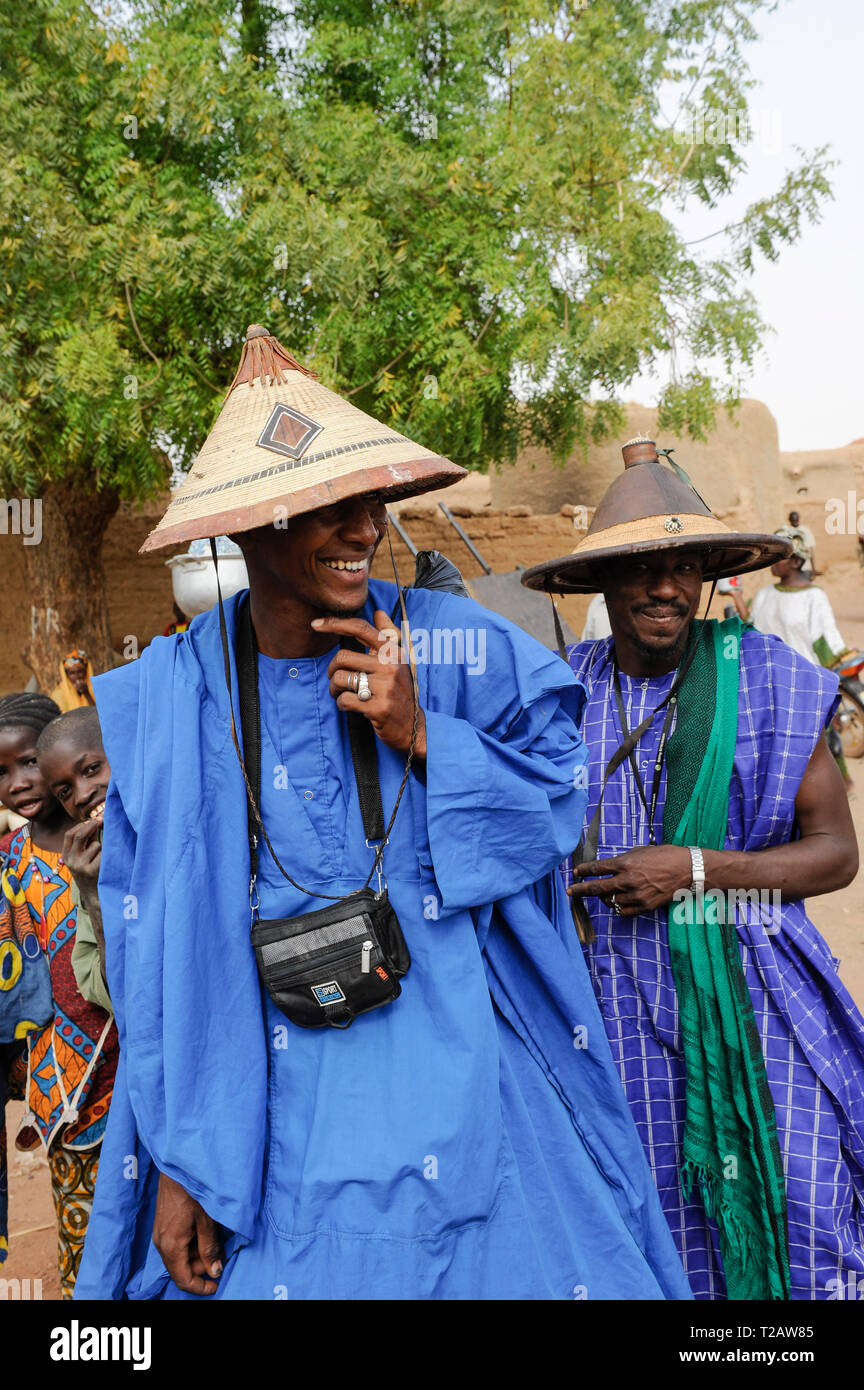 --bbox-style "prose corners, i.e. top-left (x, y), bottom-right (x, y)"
top-left (166, 552), bottom-right (249, 619)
